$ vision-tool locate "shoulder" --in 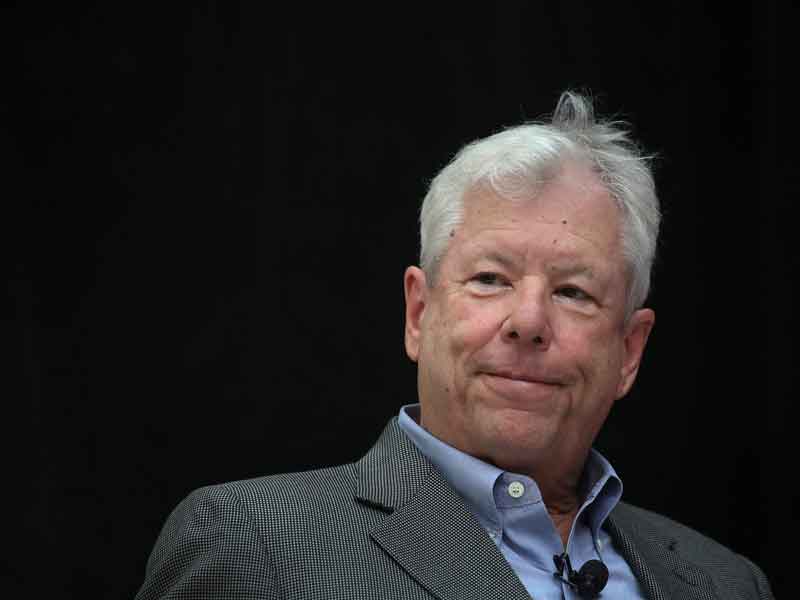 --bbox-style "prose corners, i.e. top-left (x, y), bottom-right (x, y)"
top-left (136, 463), bottom-right (364, 599)
top-left (149, 462), bottom-right (361, 563)
top-left (612, 501), bottom-right (731, 551)
top-left (611, 502), bottom-right (774, 599)
top-left (180, 462), bottom-right (360, 526)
